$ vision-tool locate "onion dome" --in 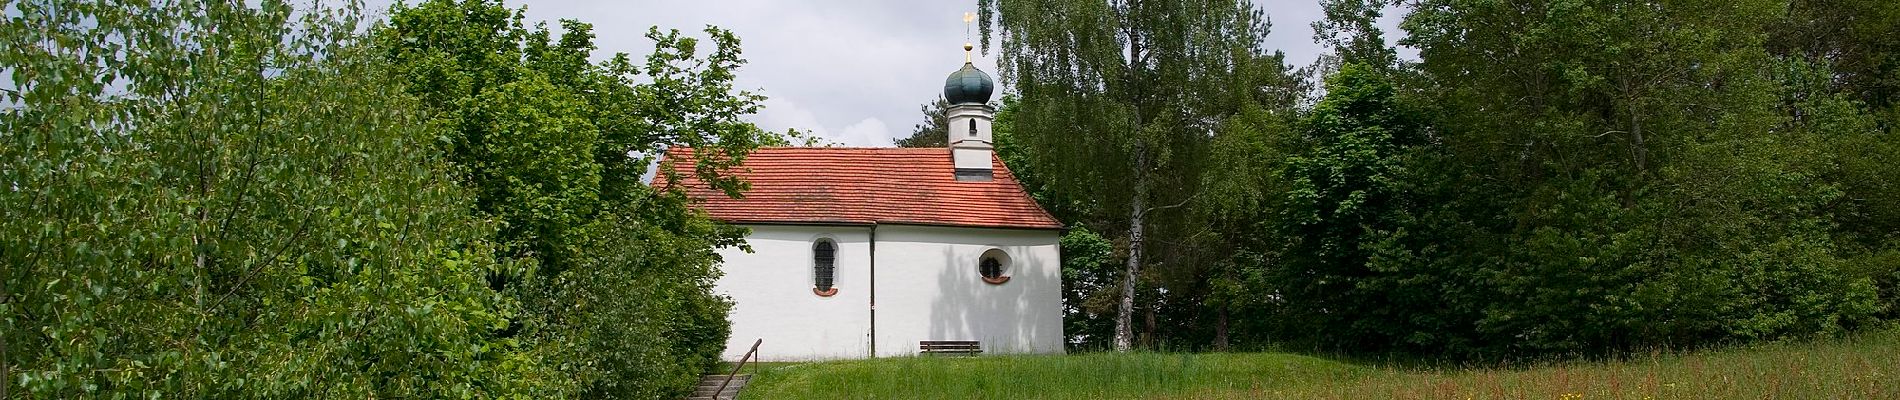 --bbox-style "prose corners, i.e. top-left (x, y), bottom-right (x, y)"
top-left (943, 62), bottom-right (994, 105)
